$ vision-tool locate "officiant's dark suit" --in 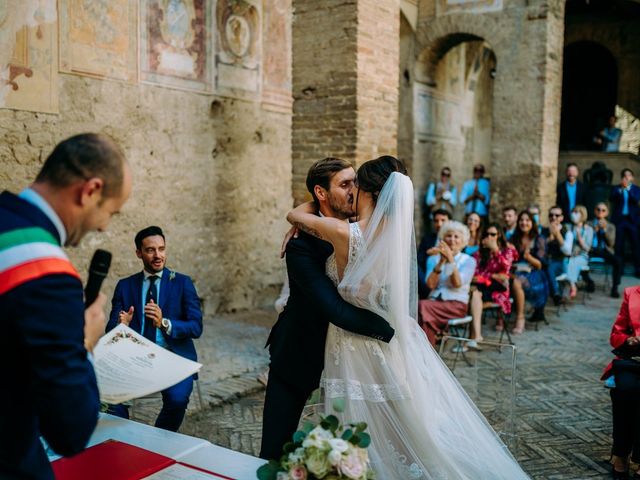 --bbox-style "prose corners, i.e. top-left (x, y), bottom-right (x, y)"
top-left (107, 226), bottom-right (202, 432)
top-left (260, 231), bottom-right (395, 460)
